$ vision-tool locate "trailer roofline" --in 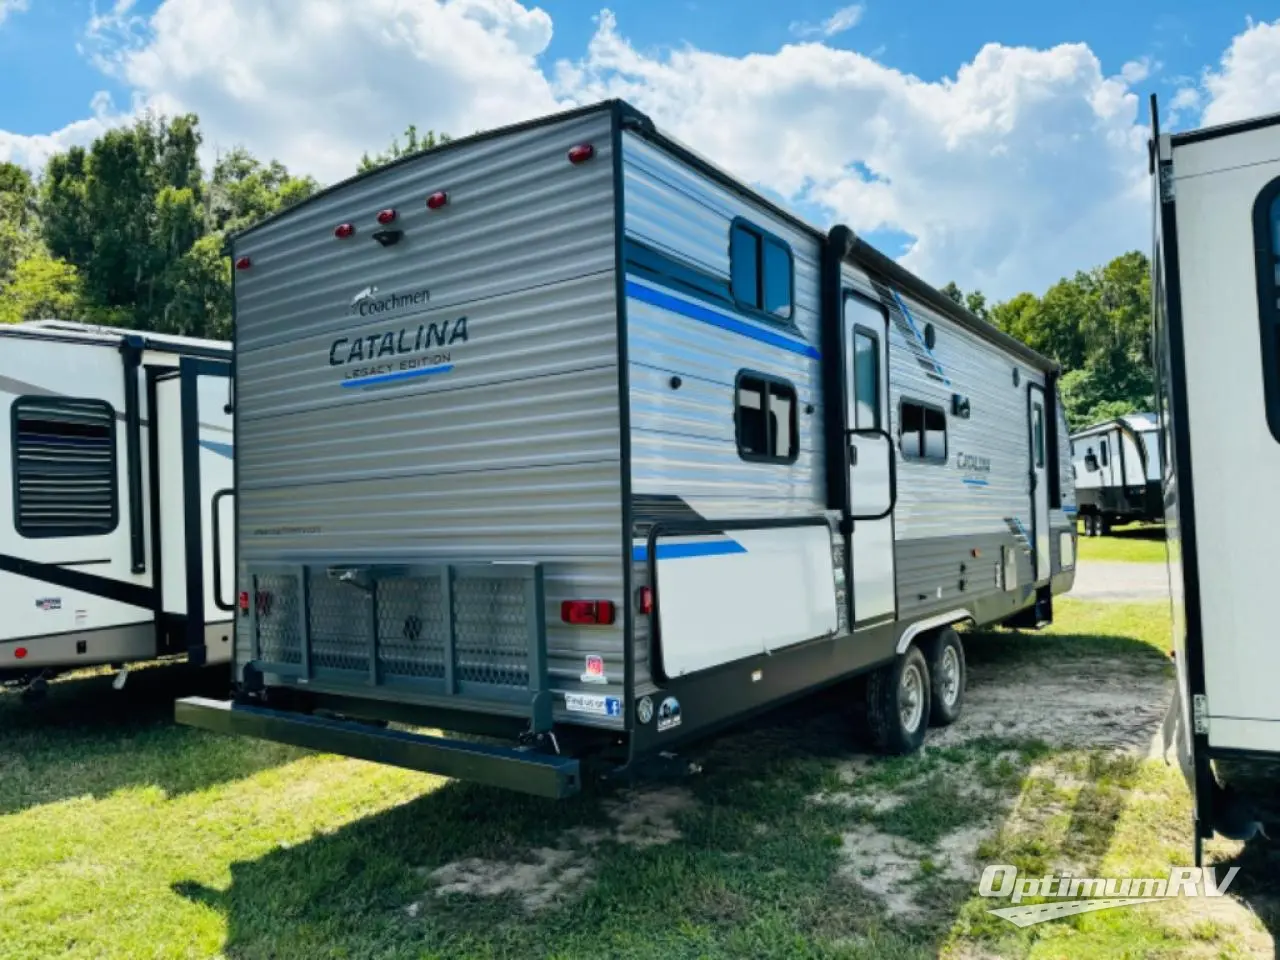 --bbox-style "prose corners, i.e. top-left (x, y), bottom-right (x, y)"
top-left (230, 100), bottom-right (621, 245)
top-left (1169, 109), bottom-right (1280, 148)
